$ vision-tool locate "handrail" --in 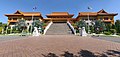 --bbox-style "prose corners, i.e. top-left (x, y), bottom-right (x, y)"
top-left (67, 21), bottom-right (76, 35)
top-left (43, 21), bottom-right (53, 35)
